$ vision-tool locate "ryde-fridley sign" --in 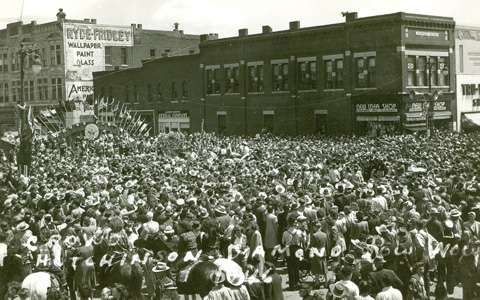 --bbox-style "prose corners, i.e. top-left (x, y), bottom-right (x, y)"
top-left (355, 103), bottom-right (398, 113)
